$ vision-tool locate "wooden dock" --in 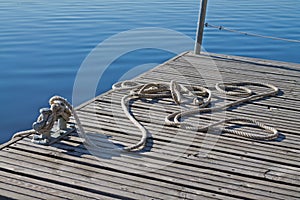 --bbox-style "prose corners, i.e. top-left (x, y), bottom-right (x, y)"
top-left (1, 51), bottom-right (300, 200)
